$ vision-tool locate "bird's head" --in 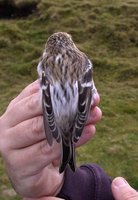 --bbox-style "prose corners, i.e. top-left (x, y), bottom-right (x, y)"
top-left (45, 32), bottom-right (74, 51)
